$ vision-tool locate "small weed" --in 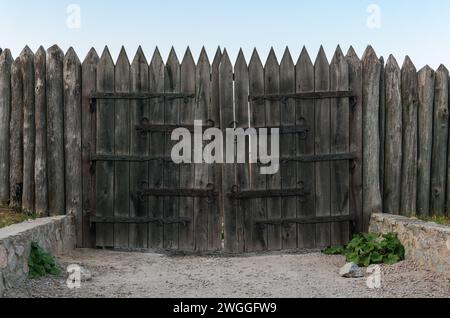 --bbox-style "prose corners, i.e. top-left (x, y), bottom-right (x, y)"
top-left (412, 214), bottom-right (450, 226)
top-left (28, 242), bottom-right (61, 279)
top-left (323, 233), bottom-right (405, 267)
